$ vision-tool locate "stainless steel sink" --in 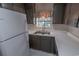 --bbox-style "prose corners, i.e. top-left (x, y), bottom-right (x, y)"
top-left (34, 31), bottom-right (50, 35)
